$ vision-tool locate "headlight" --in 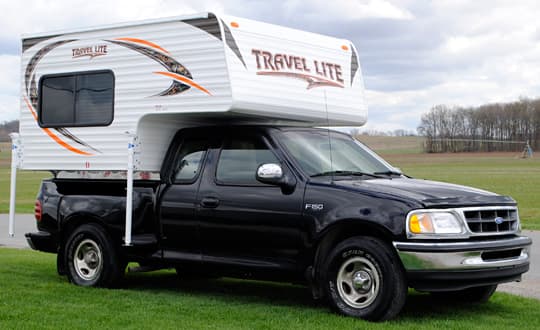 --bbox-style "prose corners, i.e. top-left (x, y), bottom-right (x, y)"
top-left (407, 211), bottom-right (467, 238)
